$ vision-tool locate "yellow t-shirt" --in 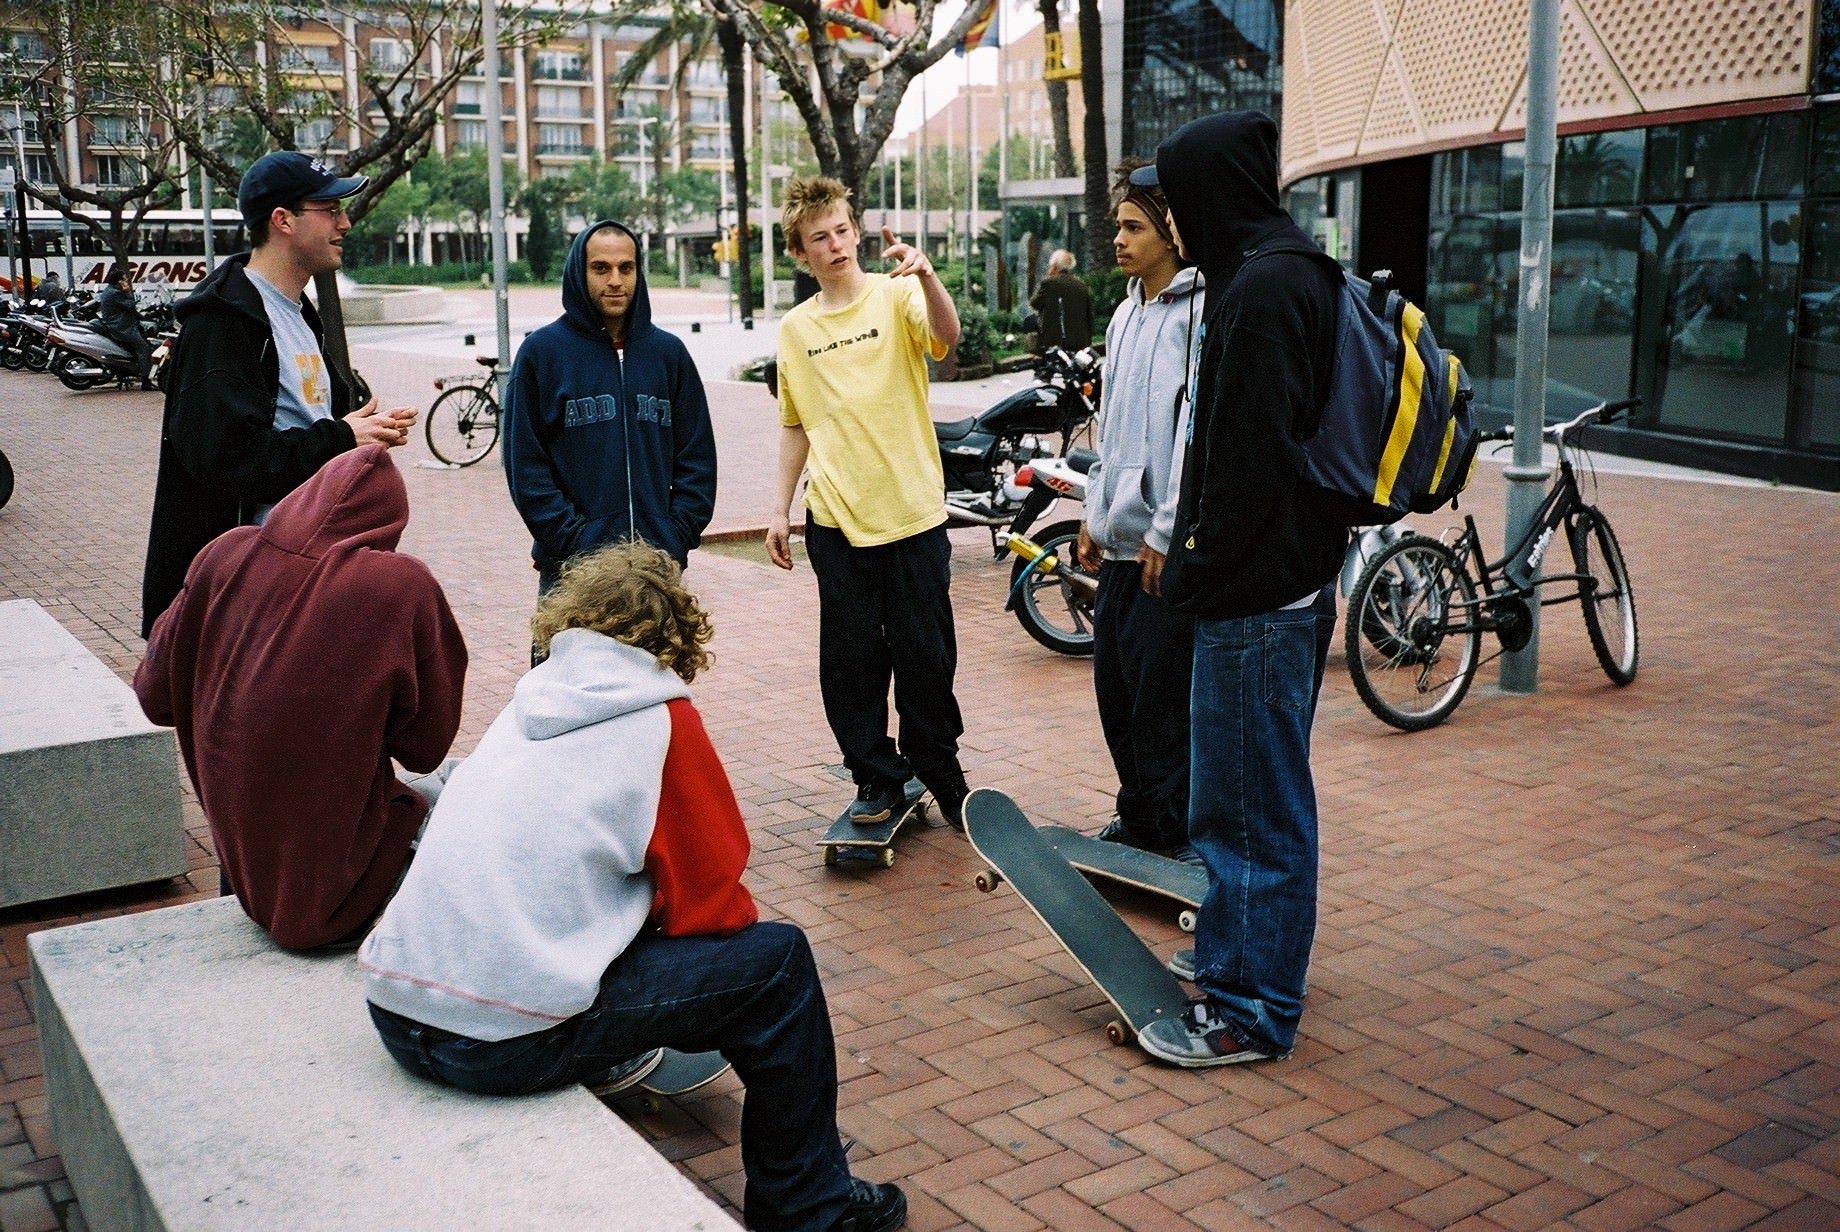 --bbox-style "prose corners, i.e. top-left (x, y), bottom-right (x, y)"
top-left (778, 274), bottom-right (951, 547)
